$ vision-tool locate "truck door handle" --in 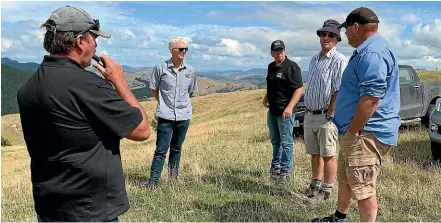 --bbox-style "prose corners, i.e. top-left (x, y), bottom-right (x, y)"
top-left (414, 85), bottom-right (420, 88)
